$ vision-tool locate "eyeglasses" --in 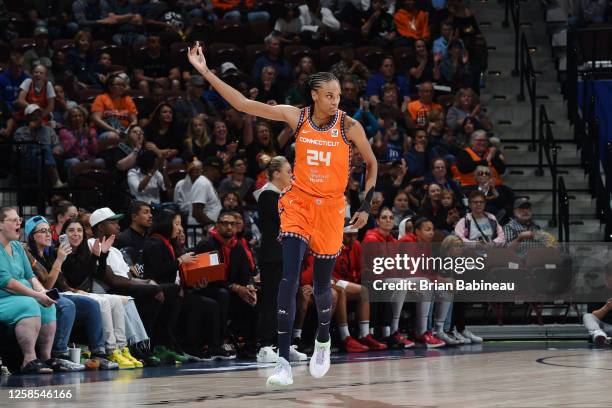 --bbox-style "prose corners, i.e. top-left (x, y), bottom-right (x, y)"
top-left (34, 228), bottom-right (52, 235)
top-left (1, 217), bottom-right (23, 224)
top-left (476, 171), bottom-right (491, 176)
